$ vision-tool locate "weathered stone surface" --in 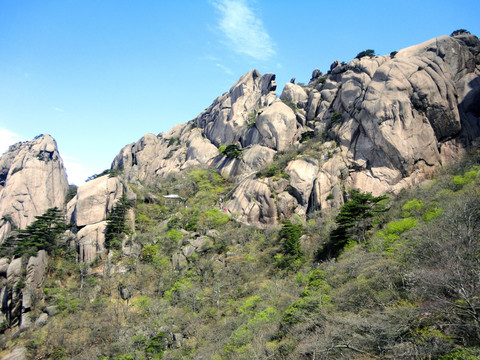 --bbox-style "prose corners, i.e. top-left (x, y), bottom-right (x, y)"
top-left (23, 250), bottom-right (48, 310)
top-left (256, 100), bottom-right (298, 151)
top-left (0, 257), bottom-right (10, 277)
top-left (77, 221), bottom-right (107, 263)
top-left (305, 34), bottom-right (480, 197)
top-left (195, 69), bottom-right (278, 147)
top-left (7, 258), bottom-right (22, 284)
top-left (67, 176), bottom-right (123, 227)
top-left (285, 158), bottom-right (319, 207)
top-left (226, 179), bottom-right (277, 225)
top-left (44, 305), bottom-right (58, 316)
top-left (191, 236), bottom-right (213, 253)
top-left (0, 135), bottom-right (69, 242)
top-left (214, 145), bottom-right (276, 180)
top-left (34, 312), bottom-right (48, 327)
top-left (277, 192), bottom-right (297, 221)
top-left (184, 129), bottom-right (218, 166)
top-left (182, 245), bottom-right (195, 258)
top-left (172, 252), bottom-right (187, 271)
top-left (2, 347), bottom-right (27, 360)
top-left (280, 83), bottom-right (308, 108)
